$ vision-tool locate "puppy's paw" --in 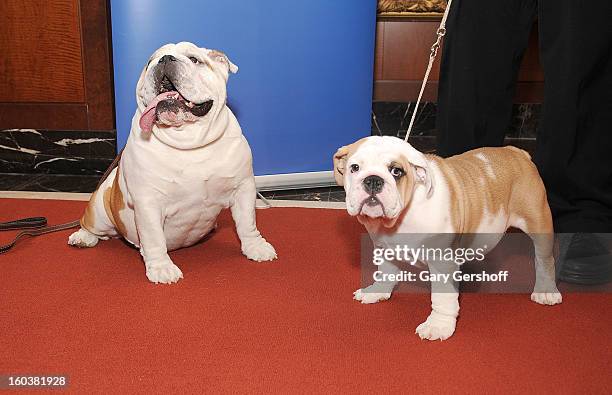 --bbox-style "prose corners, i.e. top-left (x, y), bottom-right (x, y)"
top-left (242, 238), bottom-right (277, 262)
top-left (68, 228), bottom-right (100, 248)
top-left (531, 291), bottom-right (562, 305)
top-left (145, 258), bottom-right (183, 284)
top-left (415, 315), bottom-right (456, 341)
top-left (353, 286), bottom-right (392, 304)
